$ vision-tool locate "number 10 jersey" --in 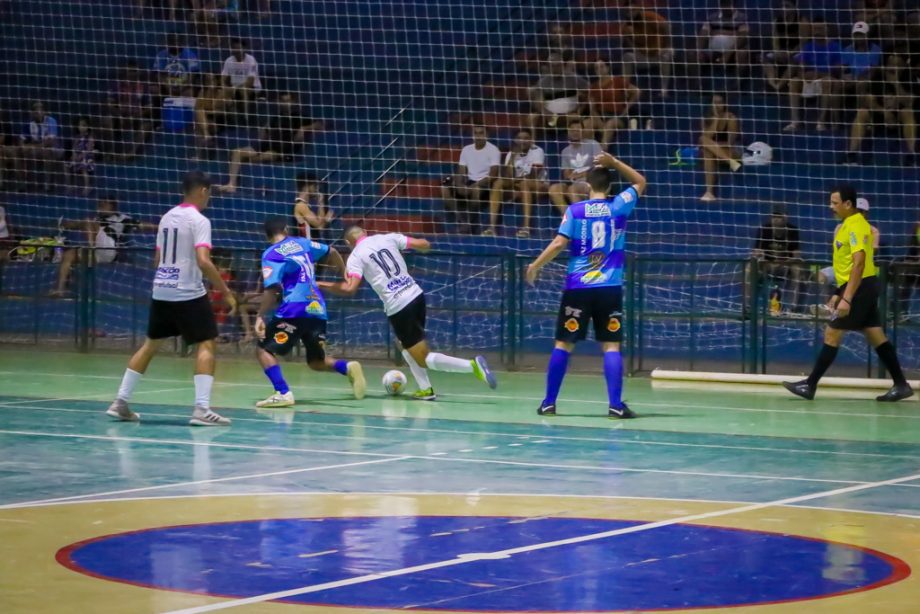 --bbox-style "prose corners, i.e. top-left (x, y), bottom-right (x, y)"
top-left (346, 233), bottom-right (423, 316)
